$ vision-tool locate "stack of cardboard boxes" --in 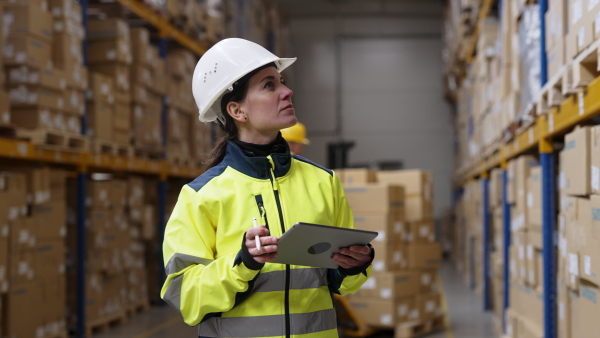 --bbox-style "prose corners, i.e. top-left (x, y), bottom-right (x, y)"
top-left (3, 0), bottom-right (86, 135)
top-left (1, 168), bottom-right (68, 337)
top-left (338, 169), bottom-right (443, 330)
top-left (488, 167), bottom-right (505, 330)
top-left (130, 26), bottom-right (166, 151)
top-left (86, 18), bottom-right (133, 147)
top-left (66, 176), bottom-right (153, 330)
top-left (504, 154), bottom-right (544, 337)
top-left (557, 125), bottom-right (600, 338)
